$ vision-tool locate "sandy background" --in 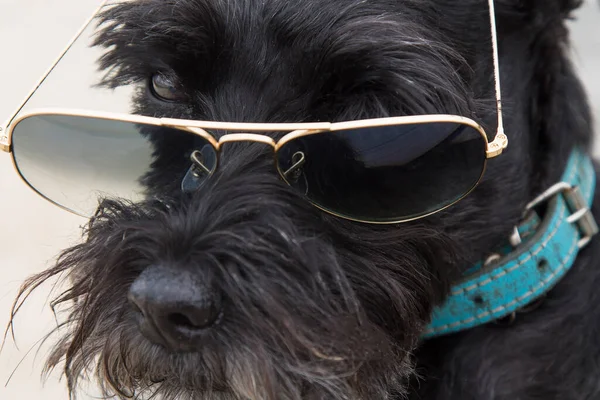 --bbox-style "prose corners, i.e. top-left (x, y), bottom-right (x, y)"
top-left (0, 0), bottom-right (598, 398)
